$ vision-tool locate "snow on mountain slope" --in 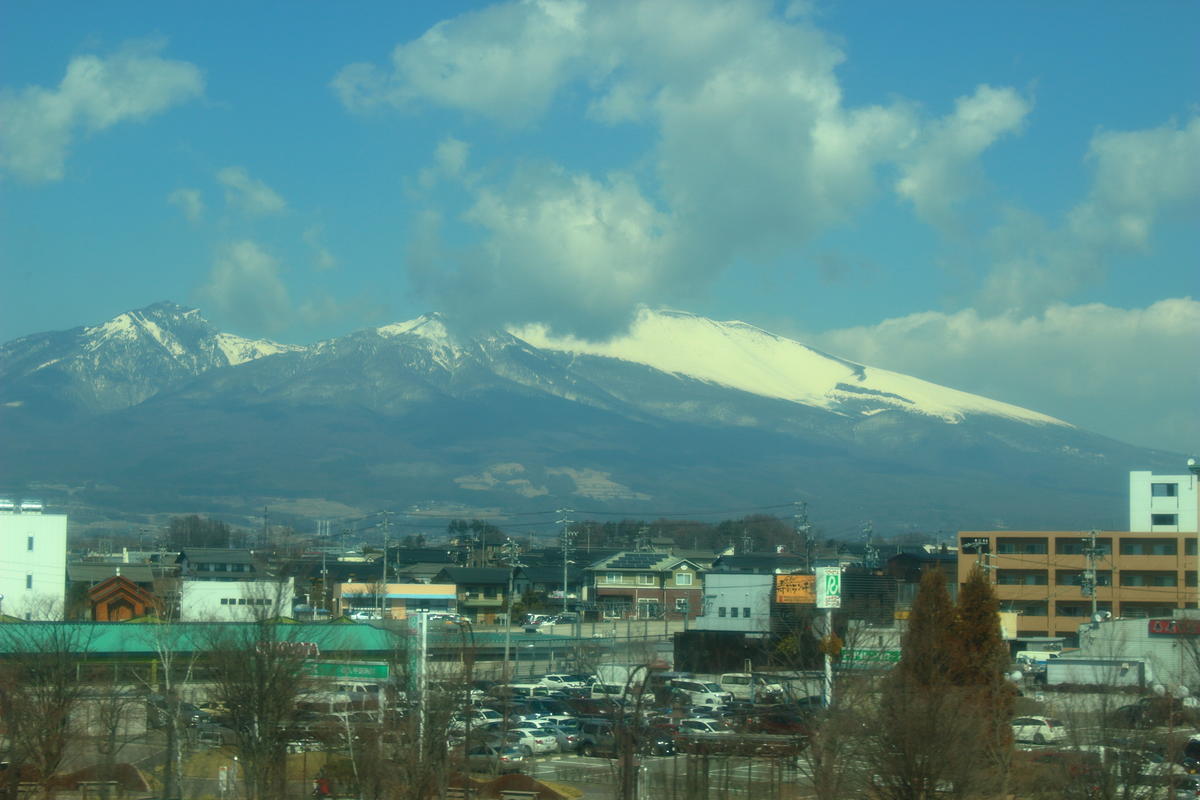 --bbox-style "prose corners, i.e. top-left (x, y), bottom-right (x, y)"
top-left (212, 332), bottom-right (302, 366)
top-left (513, 309), bottom-right (1070, 428)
